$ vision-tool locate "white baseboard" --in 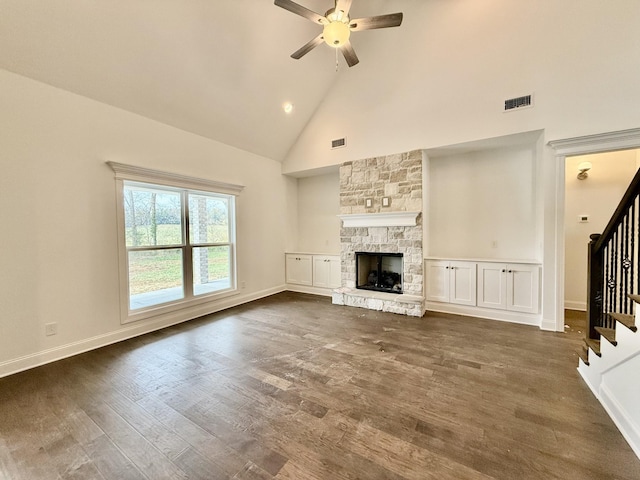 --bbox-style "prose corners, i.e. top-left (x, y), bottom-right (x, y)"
top-left (564, 301), bottom-right (587, 311)
top-left (0, 285), bottom-right (285, 379)
top-left (600, 383), bottom-right (640, 461)
top-left (540, 317), bottom-right (561, 331)
top-left (425, 302), bottom-right (541, 327)
top-left (285, 284), bottom-right (334, 297)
